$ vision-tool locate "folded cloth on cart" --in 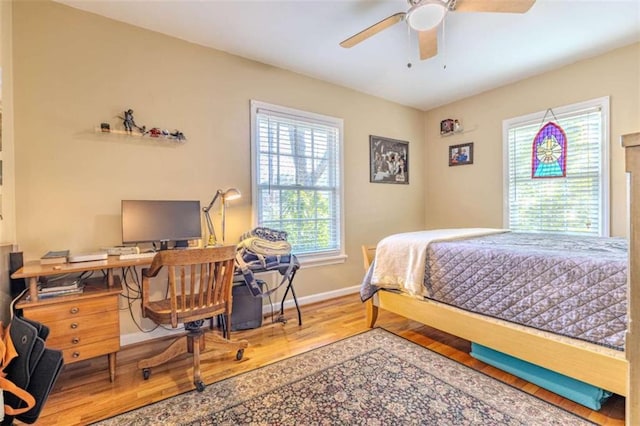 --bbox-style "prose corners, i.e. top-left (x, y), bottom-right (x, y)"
top-left (235, 251), bottom-right (299, 297)
top-left (240, 227), bottom-right (288, 243)
top-left (236, 227), bottom-right (298, 297)
top-left (238, 236), bottom-right (291, 257)
top-left (237, 250), bottom-right (296, 272)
